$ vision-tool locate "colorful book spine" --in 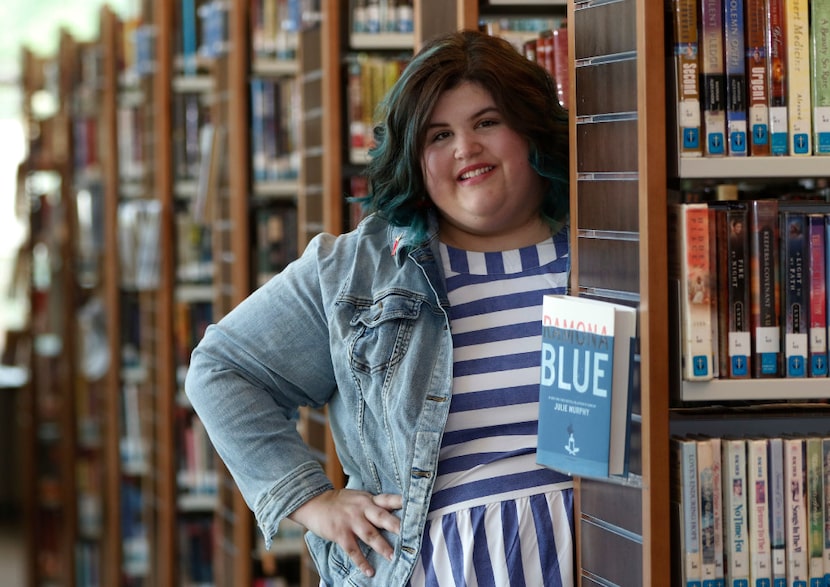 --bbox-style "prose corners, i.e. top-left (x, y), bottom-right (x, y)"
top-left (805, 437), bottom-right (825, 587)
top-left (748, 200), bottom-right (781, 378)
top-left (671, 0), bottom-right (702, 156)
top-left (699, 0), bottom-right (726, 155)
top-left (785, 0), bottom-right (812, 155)
top-left (767, 0), bottom-right (788, 155)
top-left (744, 0), bottom-right (771, 155)
top-left (710, 436), bottom-right (725, 585)
top-left (715, 204), bottom-right (751, 378)
top-left (698, 438), bottom-right (718, 585)
top-left (722, 438), bottom-right (749, 587)
top-left (670, 203), bottom-right (714, 380)
top-left (709, 207), bottom-right (720, 379)
top-left (723, 0), bottom-right (747, 155)
top-left (807, 215), bottom-right (828, 377)
top-left (784, 437), bottom-right (808, 587)
top-left (747, 438), bottom-right (771, 587)
top-left (673, 437), bottom-right (703, 587)
top-left (780, 211), bottom-right (809, 377)
top-left (822, 438), bottom-right (830, 587)
top-left (768, 437), bottom-right (787, 587)
top-left (812, 0), bottom-right (830, 154)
